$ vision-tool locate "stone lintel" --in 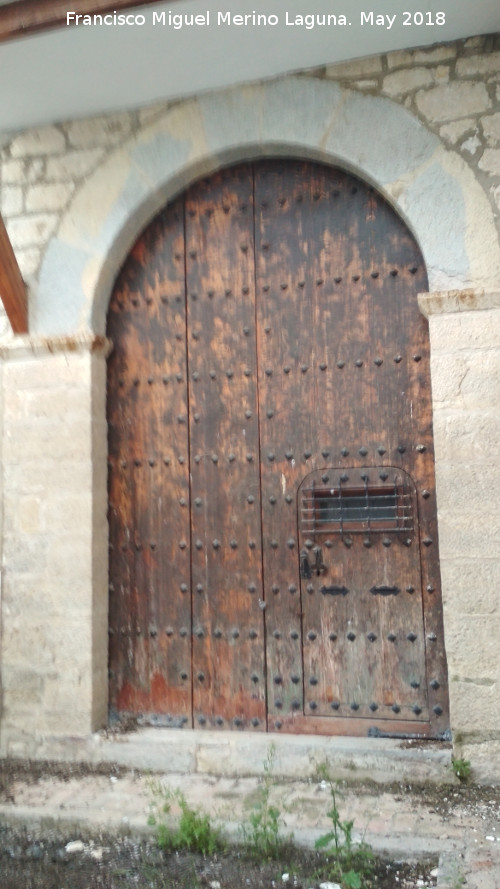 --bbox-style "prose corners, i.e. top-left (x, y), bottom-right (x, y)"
top-left (418, 289), bottom-right (500, 317)
top-left (0, 331), bottom-right (112, 361)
